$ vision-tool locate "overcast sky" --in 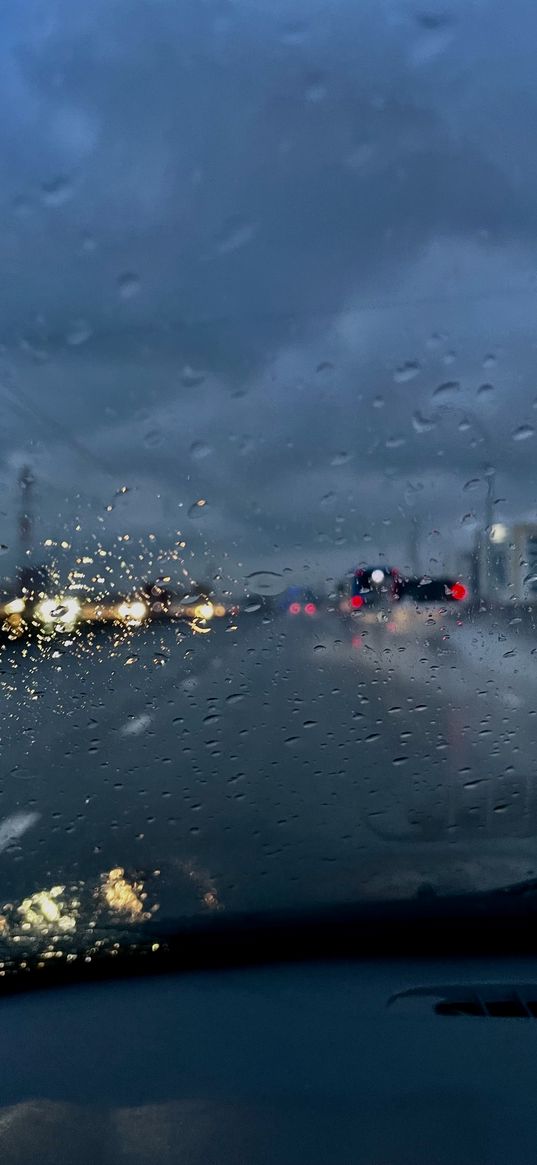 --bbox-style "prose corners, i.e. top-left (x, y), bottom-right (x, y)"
top-left (0, 0), bottom-right (536, 590)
